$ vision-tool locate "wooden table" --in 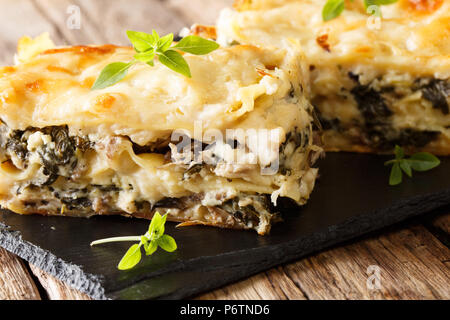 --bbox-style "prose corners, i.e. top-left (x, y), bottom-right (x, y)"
top-left (0, 0), bottom-right (449, 300)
